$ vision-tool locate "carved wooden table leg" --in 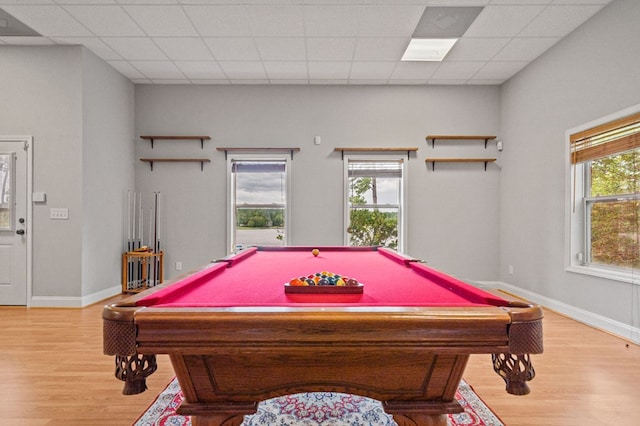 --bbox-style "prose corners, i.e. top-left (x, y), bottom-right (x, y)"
top-left (492, 352), bottom-right (536, 395)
